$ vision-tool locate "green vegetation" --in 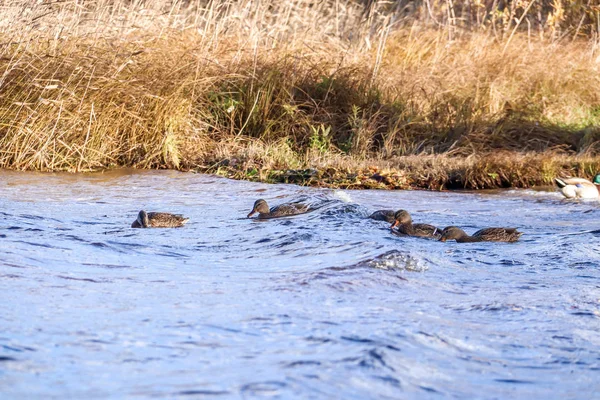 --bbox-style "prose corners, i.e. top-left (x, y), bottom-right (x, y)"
top-left (0, 0), bottom-right (599, 189)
